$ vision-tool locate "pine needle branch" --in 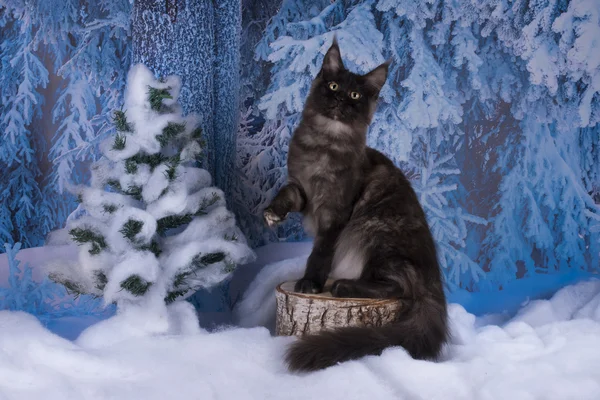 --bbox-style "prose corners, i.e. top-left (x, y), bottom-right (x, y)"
top-left (107, 180), bottom-right (143, 201)
top-left (164, 289), bottom-right (189, 304)
top-left (113, 134), bottom-right (126, 150)
top-left (120, 219), bottom-right (144, 241)
top-left (223, 233), bottom-right (238, 242)
top-left (125, 159), bottom-right (138, 174)
top-left (165, 154), bottom-right (180, 181)
top-left (103, 204), bottom-right (118, 213)
top-left (156, 122), bottom-right (186, 146)
top-left (139, 240), bottom-right (161, 258)
top-left (193, 252), bottom-right (226, 266)
top-left (94, 270), bottom-right (108, 291)
top-left (126, 153), bottom-right (169, 171)
top-left (113, 110), bottom-right (132, 132)
top-left (120, 275), bottom-right (152, 296)
top-left (48, 273), bottom-right (87, 298)
top-left (69, 227), bottom-right (107, 255)
top-left (148, 86), bottom-right (172, 112)
top-left (155, 192), bottom-right (220, 234)
top-left (156, 214), bottom-right (193, 234)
